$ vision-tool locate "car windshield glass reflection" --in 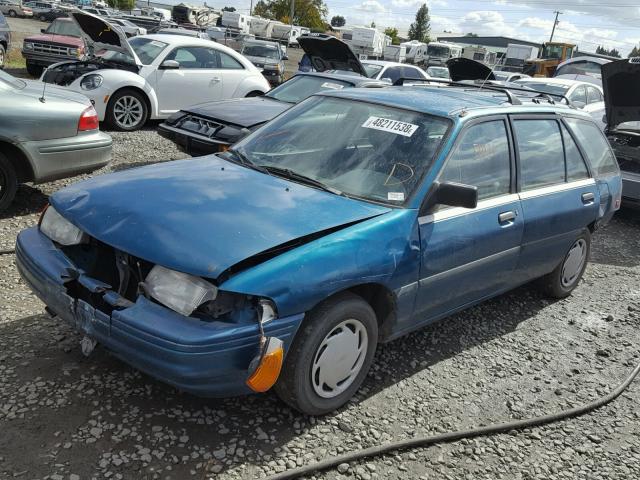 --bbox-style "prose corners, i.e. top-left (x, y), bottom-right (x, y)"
top-left (243, 44), bottom-right (280, 59)
top-left (363, 63), bottom-right (383, 78)
top-left (515, 81), bottom-right (570, 97)
top-left (266, 75), bottom-right (350, 103)
top-left (232, 96), bottom-right (450, 204)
